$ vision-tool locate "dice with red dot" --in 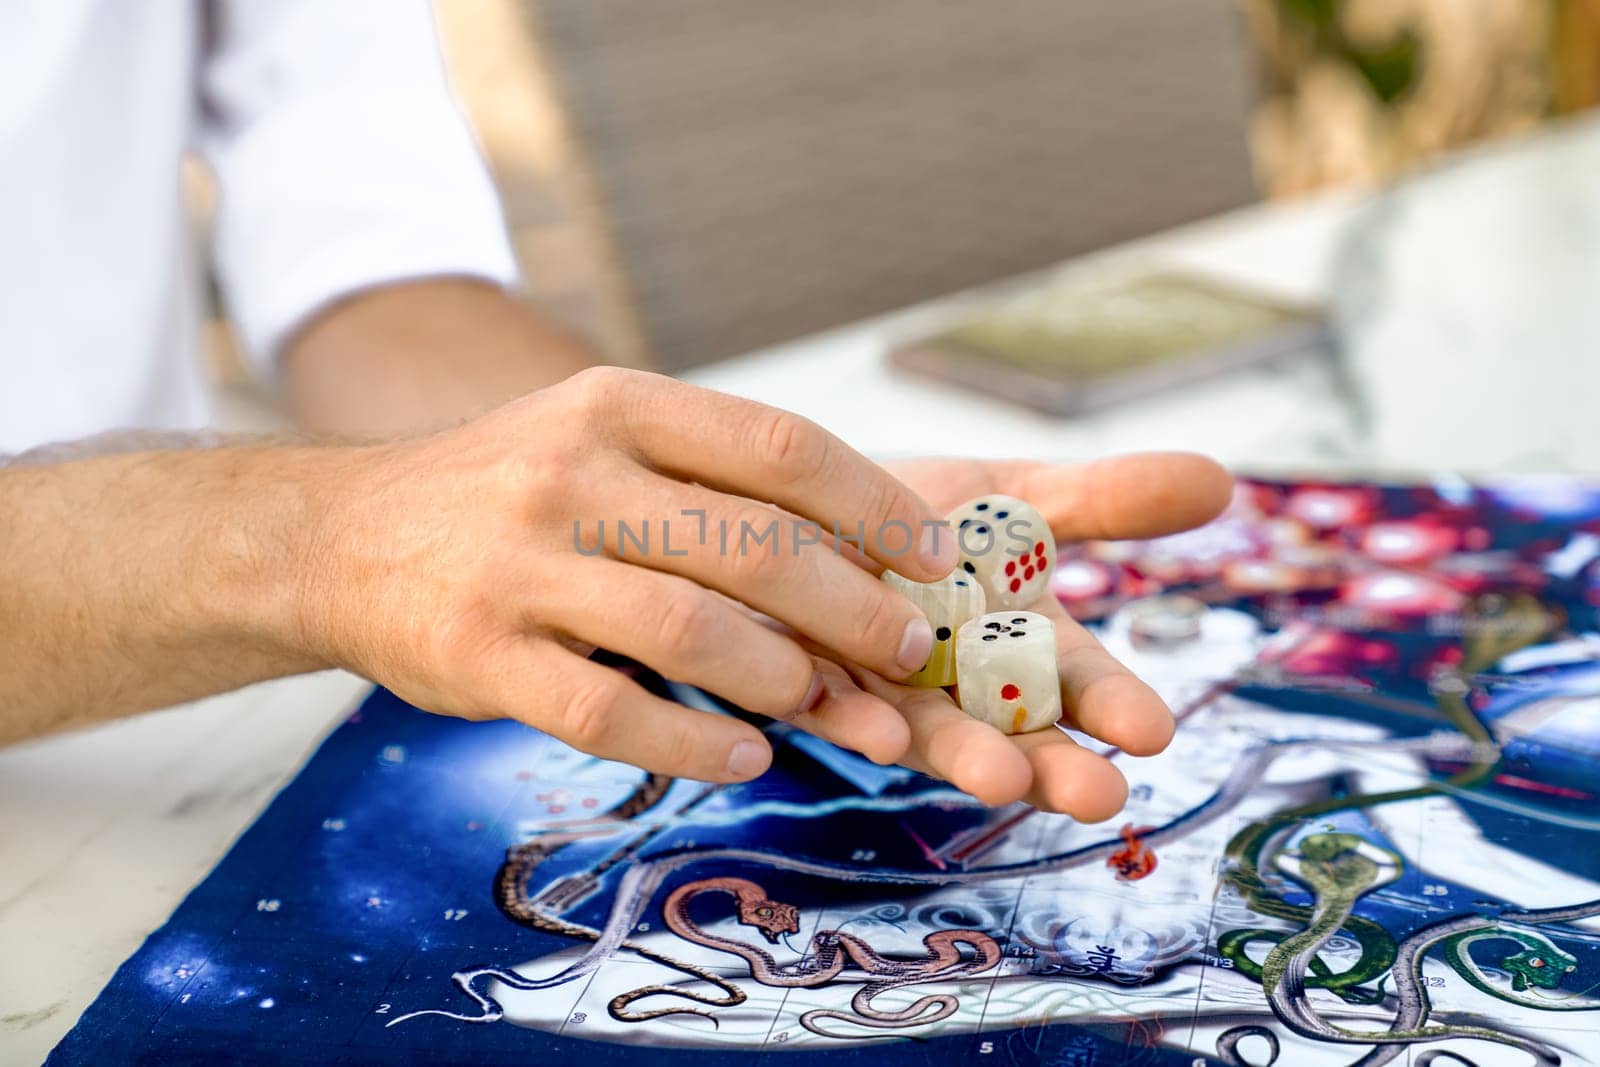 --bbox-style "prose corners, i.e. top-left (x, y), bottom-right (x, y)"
top-left (946, 495), bottom-right (1056, 611)
top-left (954, 610), bottom-right (1062, 734)
top-left (881, 568), bottom-right (988, 686)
